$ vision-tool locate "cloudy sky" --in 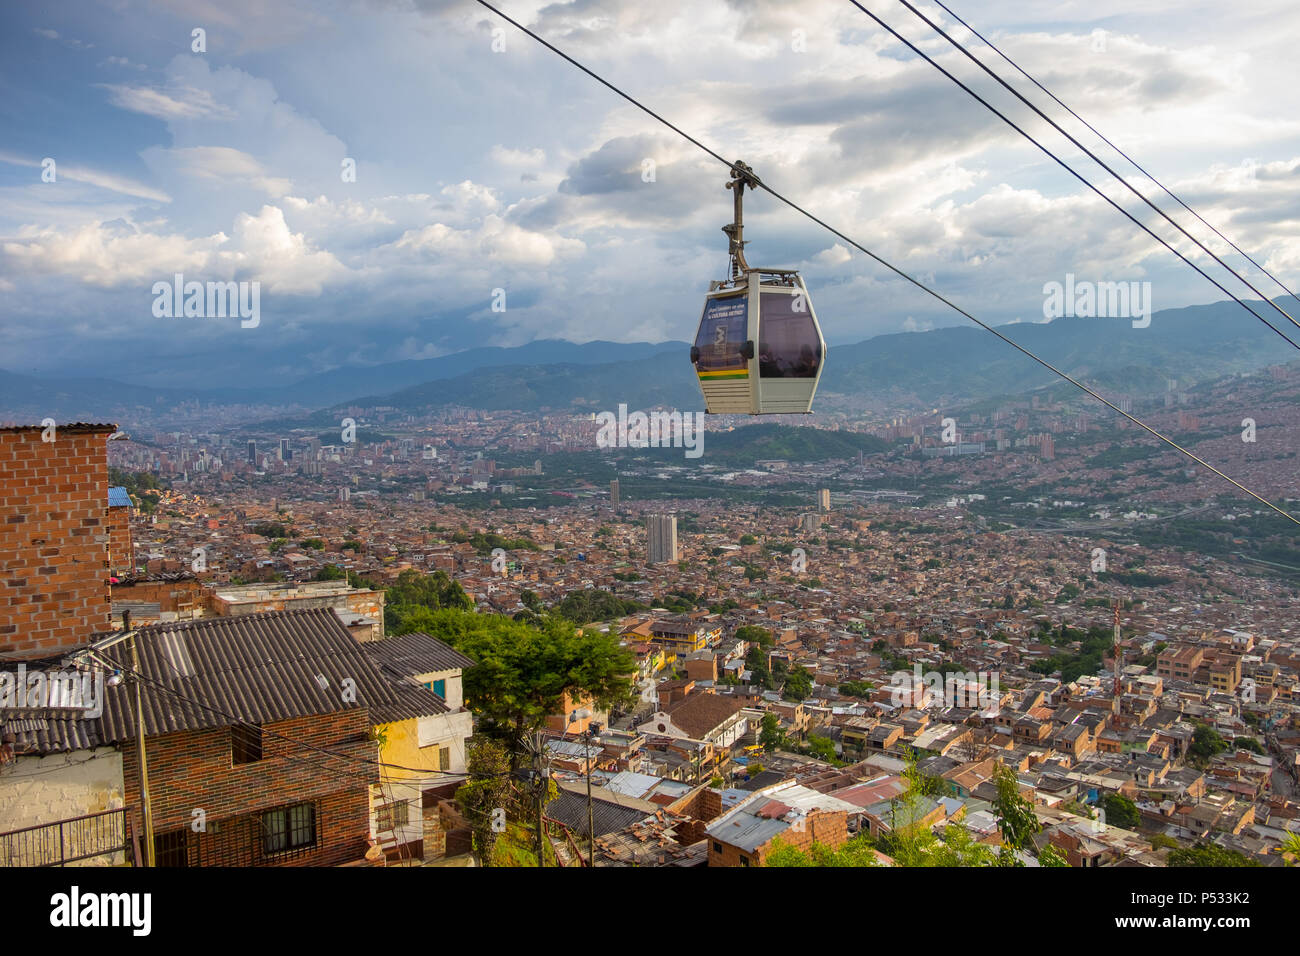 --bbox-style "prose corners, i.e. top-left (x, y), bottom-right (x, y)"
top-left (2, 0), bottom-right (1298, 388)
